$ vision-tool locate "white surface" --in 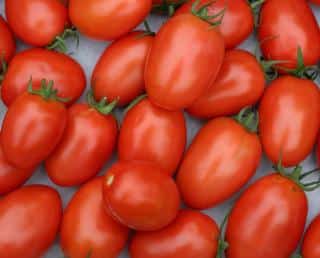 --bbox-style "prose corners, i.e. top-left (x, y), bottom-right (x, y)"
top-left (1, 1), bottom-right (320, 257)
